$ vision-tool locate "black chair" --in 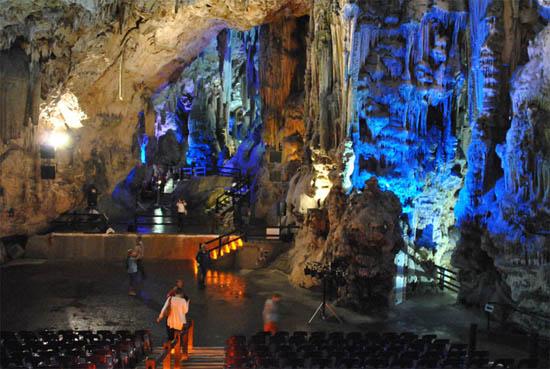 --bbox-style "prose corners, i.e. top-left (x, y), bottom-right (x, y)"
top-left (278, 352), bottom-right (298, 367)
top-left (467, 357), bottom-right (490, 368)
top-left (255, 356), bottom-right (277, 368)
top-left (490, 358), bottom-right (515, 368)
top-left (309, 357), bottom-right (331, 369)
top-left (421, 334), bottom-right (437, 344)
top-left (416, 357), bottom-right (440, 368)
top-left (364, 332), bottom-right (382, 343)
top-left (394, 357), bottom-right (416, 368)
top-left (290, 335), bottom-right (308, 348)
top-left (364, 357), bottom-right (390, 368)
top-left (309, 332), bottom-right (326, 345)
top-left (340, 357), bottom-right (362, 369)
top-left (441, 358), bottom-right (466, 368)
top-left (409, 339), bottom-right (427, 353)
top-left (225, 335), bottom-right (246, 346)
top-left (516, 358), bottom-right (538, 368)
top-left (346, 332), bottom-right (362, 342)
top-left (274, 331), bottom-right (290, 340)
